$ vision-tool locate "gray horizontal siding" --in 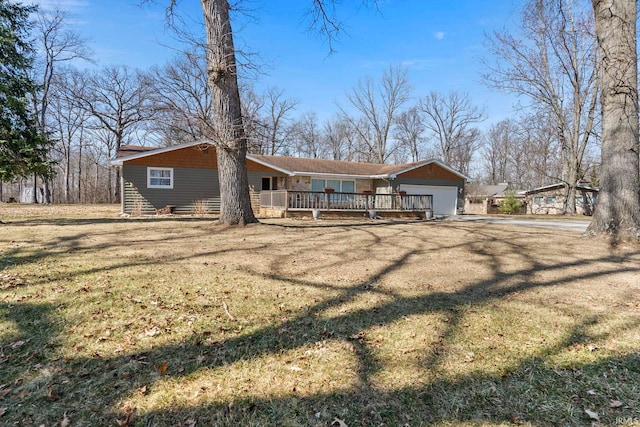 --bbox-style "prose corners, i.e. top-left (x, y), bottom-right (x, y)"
top-left (123, 165), bottom-right (286, 215)
top-left (123, 165), bottom-right (220, 214)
